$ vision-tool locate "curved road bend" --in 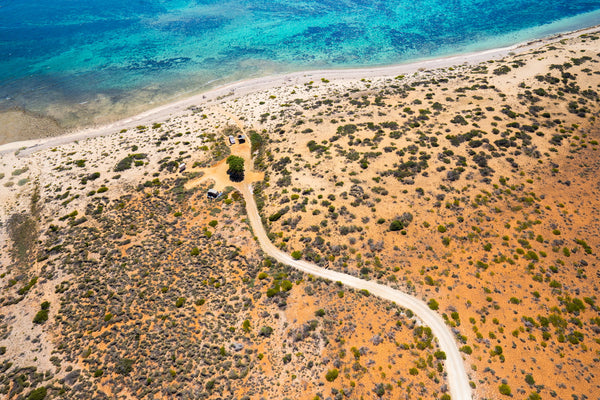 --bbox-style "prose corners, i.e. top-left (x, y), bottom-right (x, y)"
top-left (240, 184), bottom-right (472, 400)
